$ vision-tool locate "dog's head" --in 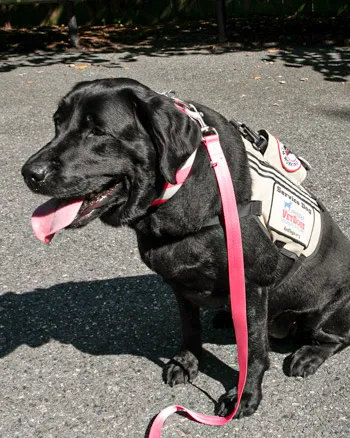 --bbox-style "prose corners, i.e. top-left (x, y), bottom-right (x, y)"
top-left (21, 78), bottom-right (201, 242)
